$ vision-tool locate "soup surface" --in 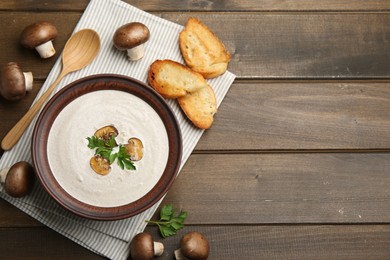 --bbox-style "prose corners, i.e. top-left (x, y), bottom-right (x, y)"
top-left (47, 90), bottom-right (169, 207)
